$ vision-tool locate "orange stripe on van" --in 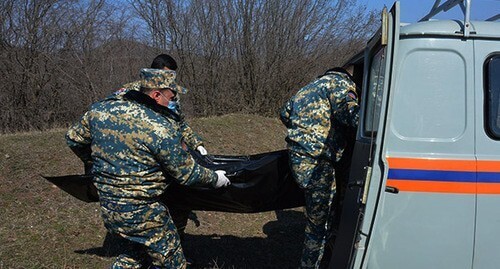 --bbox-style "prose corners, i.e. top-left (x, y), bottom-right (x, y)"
top-left (387, 157), bottom-right (500, 172)
top-left (387, 157), bottom-right (476, 172)
top-left (477, 161), bottom-right (500, 172)
top-left (386, 179), bottom-right (476, 194)
top-left (477, 183), bottom-right (500, 194)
